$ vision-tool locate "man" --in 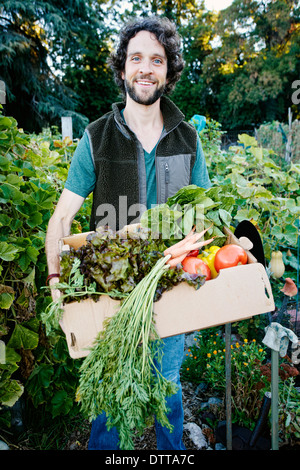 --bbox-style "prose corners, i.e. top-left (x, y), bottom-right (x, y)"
top-left (45, 15), bottom-right (211, 450)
